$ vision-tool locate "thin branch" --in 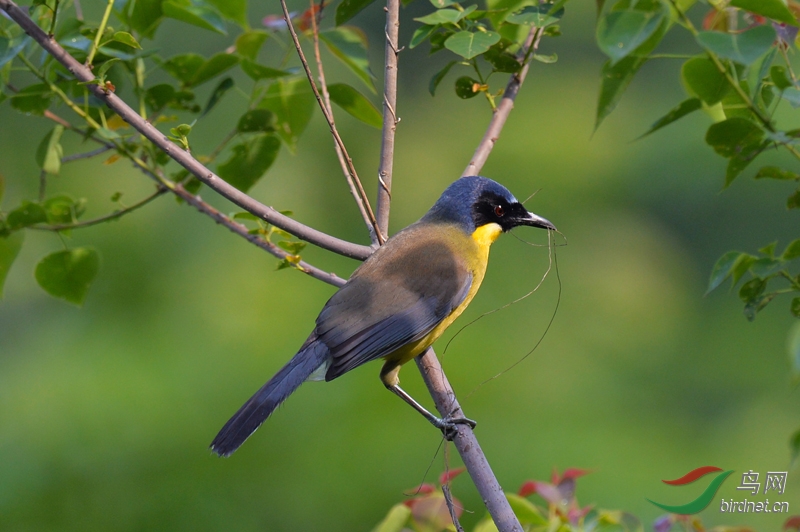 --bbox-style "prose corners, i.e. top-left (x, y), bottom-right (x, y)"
top-left (442, 483), bottom-right (465, 532)
top-left (165, 181), bottom-right (347, 288)
top-left (309, 0), bottom-right (378, 244)
top-left (462, 26), bottom-right (543, 177)
top-left (376, 0), bottom-right (400, 238)
top-left (61, 144), bottom-right (114, 163)
top-left (30, 187), bottom-right (167, 231)
top-left (279, 0), bottom-right (384, 245)
top-left (0, 0), bottom-right (372, 261)
top-left (416, 349), bottom-right (523, 532)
